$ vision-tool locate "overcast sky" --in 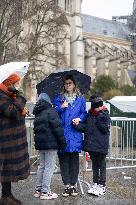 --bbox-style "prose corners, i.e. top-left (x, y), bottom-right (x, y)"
top-left (82, 0), bottom-right (134, 20)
